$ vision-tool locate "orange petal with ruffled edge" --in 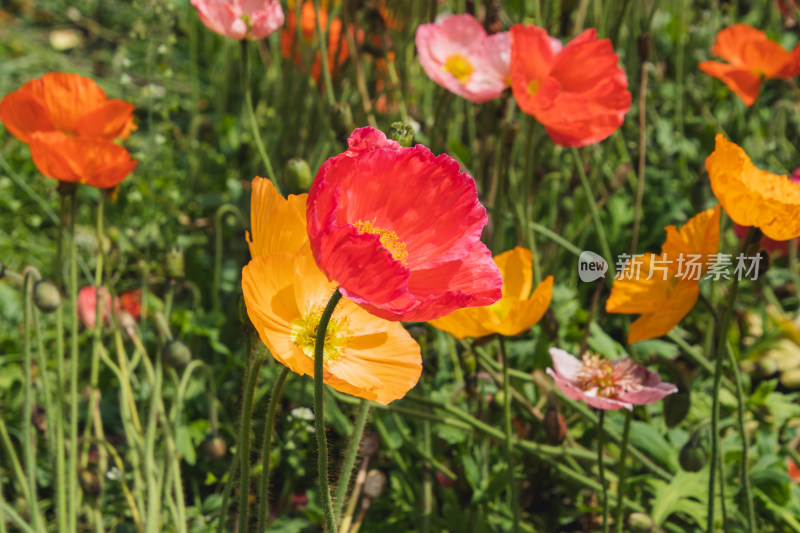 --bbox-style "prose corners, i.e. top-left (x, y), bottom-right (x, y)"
top-left (246, 177), bottom-right (308, 259)
top-left (495, 275), bottom-right (553, 337)
top-left (0, 89), bottom-right (54, 143)
top-left (698, 61), bottom-right (762, 106)
top-left (627, 281), bottom-right (699, 344)
top-left (661, 205), bottom-right (721, 278)
top-left (29, 132), bottom-right (137, 188)
top-left (706, 134), bottom-right (800, 241)
top-left (74, 99), bottom-right (136, 140)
